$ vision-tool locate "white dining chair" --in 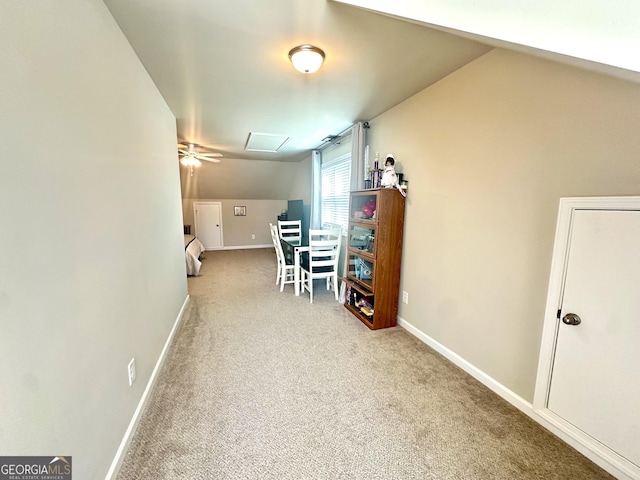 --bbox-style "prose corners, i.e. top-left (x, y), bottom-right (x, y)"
top-left (278, 219), bottom-right (302, 264)
top-left (300, 227), bottom-right (341, 303)
top-left (270, 223), bottom-right (296, 292)
top-left (277, 220), bottom-right (302, 242)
